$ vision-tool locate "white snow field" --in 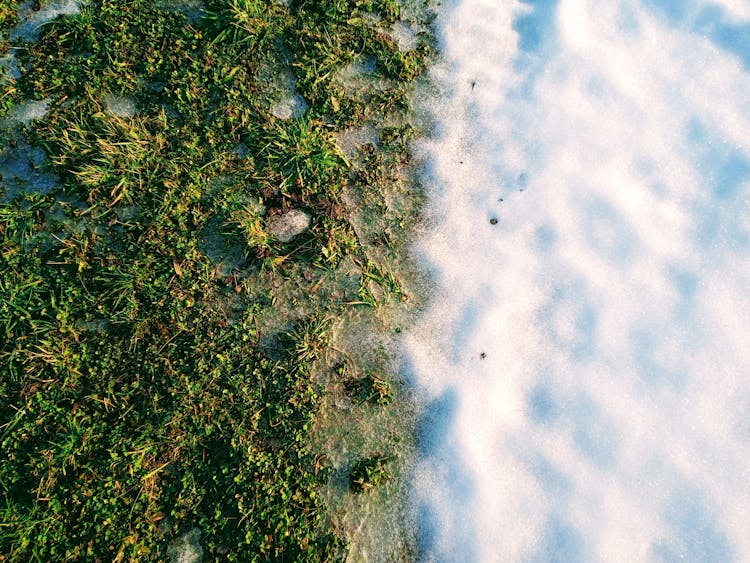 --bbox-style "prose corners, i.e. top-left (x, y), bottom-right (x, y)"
top-left (406, 0), bottom-right (750, 561)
